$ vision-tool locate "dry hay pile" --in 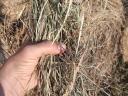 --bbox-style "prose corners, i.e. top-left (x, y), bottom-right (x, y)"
top-left (0, 0), bottom-right (127, 96)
